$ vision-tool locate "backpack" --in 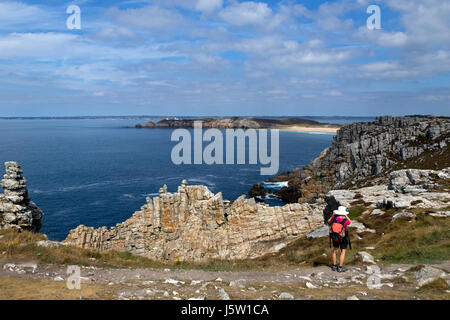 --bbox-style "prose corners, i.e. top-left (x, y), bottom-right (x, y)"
top-left (329, 216), bottom-right (352, 249)
top-left (329, 216), bottom-right (346, 243)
